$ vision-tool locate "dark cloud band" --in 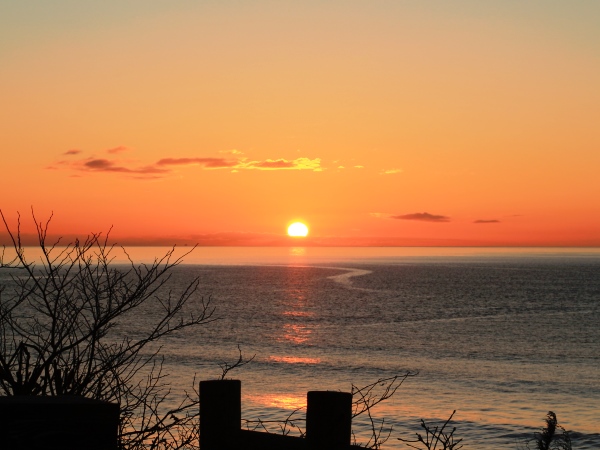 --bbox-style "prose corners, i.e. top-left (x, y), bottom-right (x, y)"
top-left (391, 212), bottom-right (450, 222)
